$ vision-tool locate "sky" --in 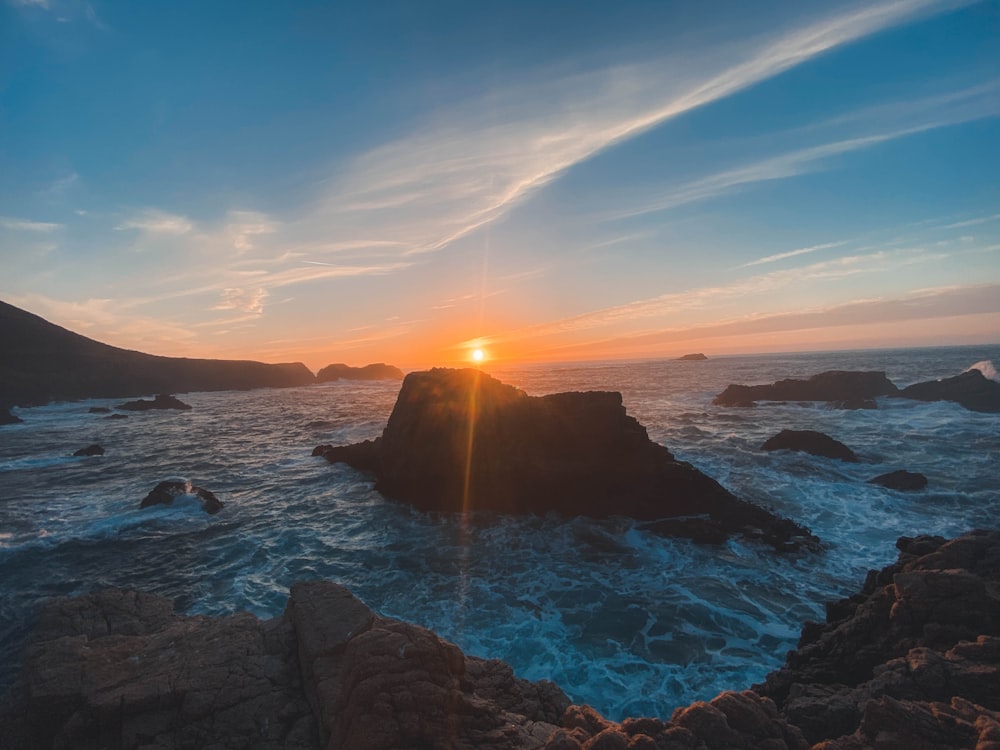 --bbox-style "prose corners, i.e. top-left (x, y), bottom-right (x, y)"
top-left (1, 0), bottom-right (998, 370)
